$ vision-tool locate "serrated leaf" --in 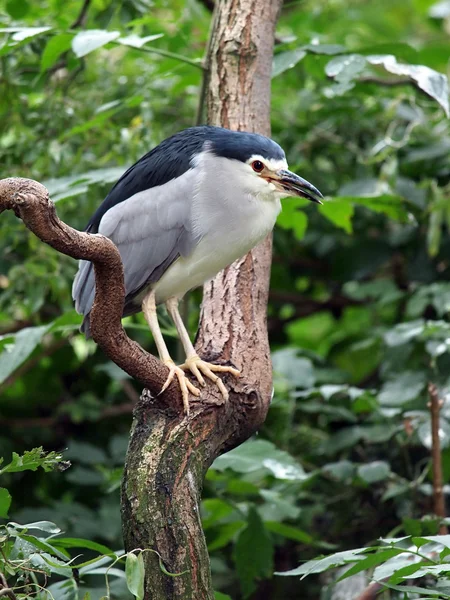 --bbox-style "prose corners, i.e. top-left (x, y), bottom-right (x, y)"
top-left (234, 508), bottom-right (273, 598)
top-left (126, 552), bottom-right (145, 600)
top-left (0, 487), bottom-right (11, 518)
top-left (338, 548), bottom-right (405, 581)
top-left (71, 30), bottom-right (121, 58)
top-left (0, 447), bottom-right (65, 474)
top-left (275, 547), bottom-right (369, 577)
